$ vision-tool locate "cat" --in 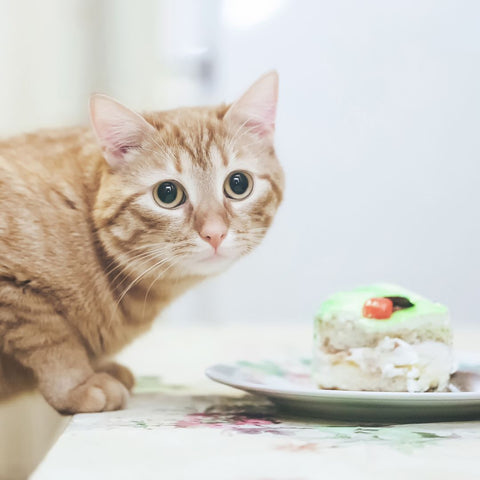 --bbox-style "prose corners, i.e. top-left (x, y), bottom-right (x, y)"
top-left (0, 72), bottom-right (284, 413)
